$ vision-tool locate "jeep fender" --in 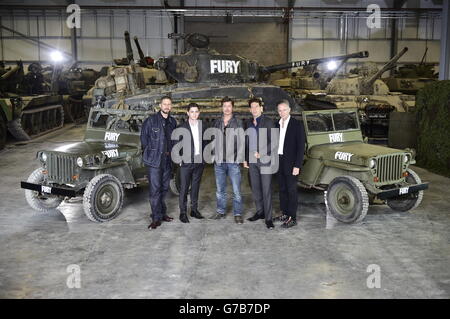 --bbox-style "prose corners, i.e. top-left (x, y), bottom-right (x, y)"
top-left (92, 163), bottom-right (135, 185)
